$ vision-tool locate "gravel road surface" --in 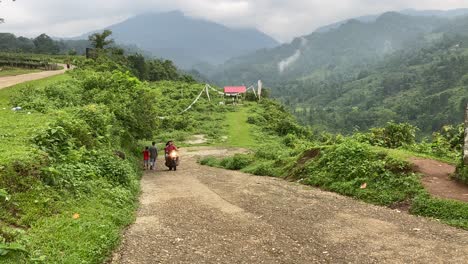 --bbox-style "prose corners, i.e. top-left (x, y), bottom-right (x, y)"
top-left (111, 147), bottom-right (468, 264)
